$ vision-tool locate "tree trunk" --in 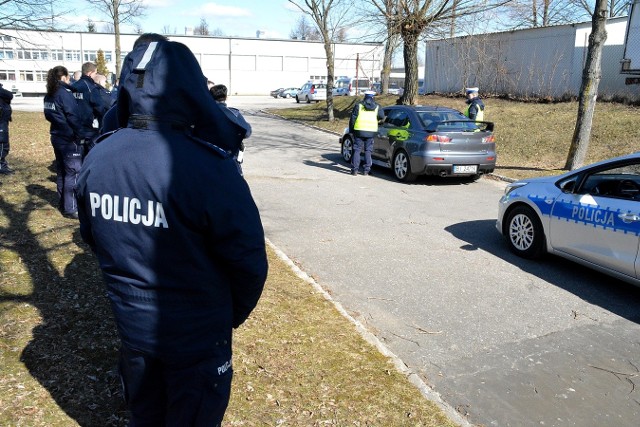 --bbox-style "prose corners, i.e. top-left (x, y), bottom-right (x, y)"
top-left (114, 3), bottom-right (121, 78)
top-left (323, 39), bottom-right (335, 121)
top-left (399, 31), bottom-right (419, 105)
top-left (381, 34), bottom-right (395, 94)
top-left (564, 0), bottom-right (608, 170)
